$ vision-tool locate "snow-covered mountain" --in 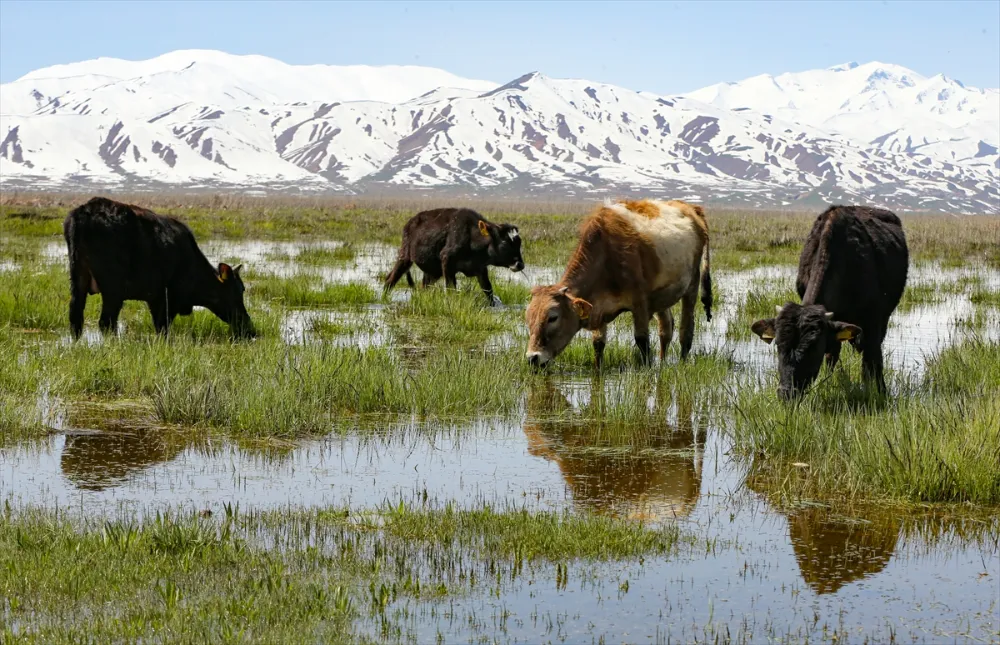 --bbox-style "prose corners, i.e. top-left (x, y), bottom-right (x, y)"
top-left (1, 51), bottom-right (997, 213)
